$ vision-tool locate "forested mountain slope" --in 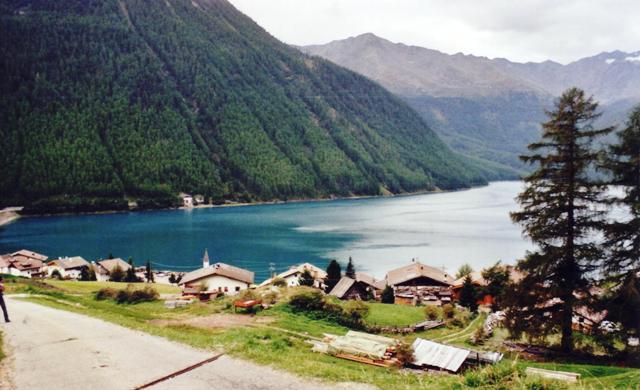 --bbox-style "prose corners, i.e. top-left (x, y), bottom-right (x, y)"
top-left (0, 0), bottom-right (505, 212)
